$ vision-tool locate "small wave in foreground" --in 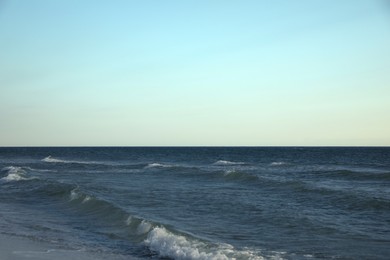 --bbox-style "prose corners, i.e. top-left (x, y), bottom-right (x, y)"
top-left (145, 226), bottom-right (268, 260)
top-left (34, 183), bottom-right (270, 260)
